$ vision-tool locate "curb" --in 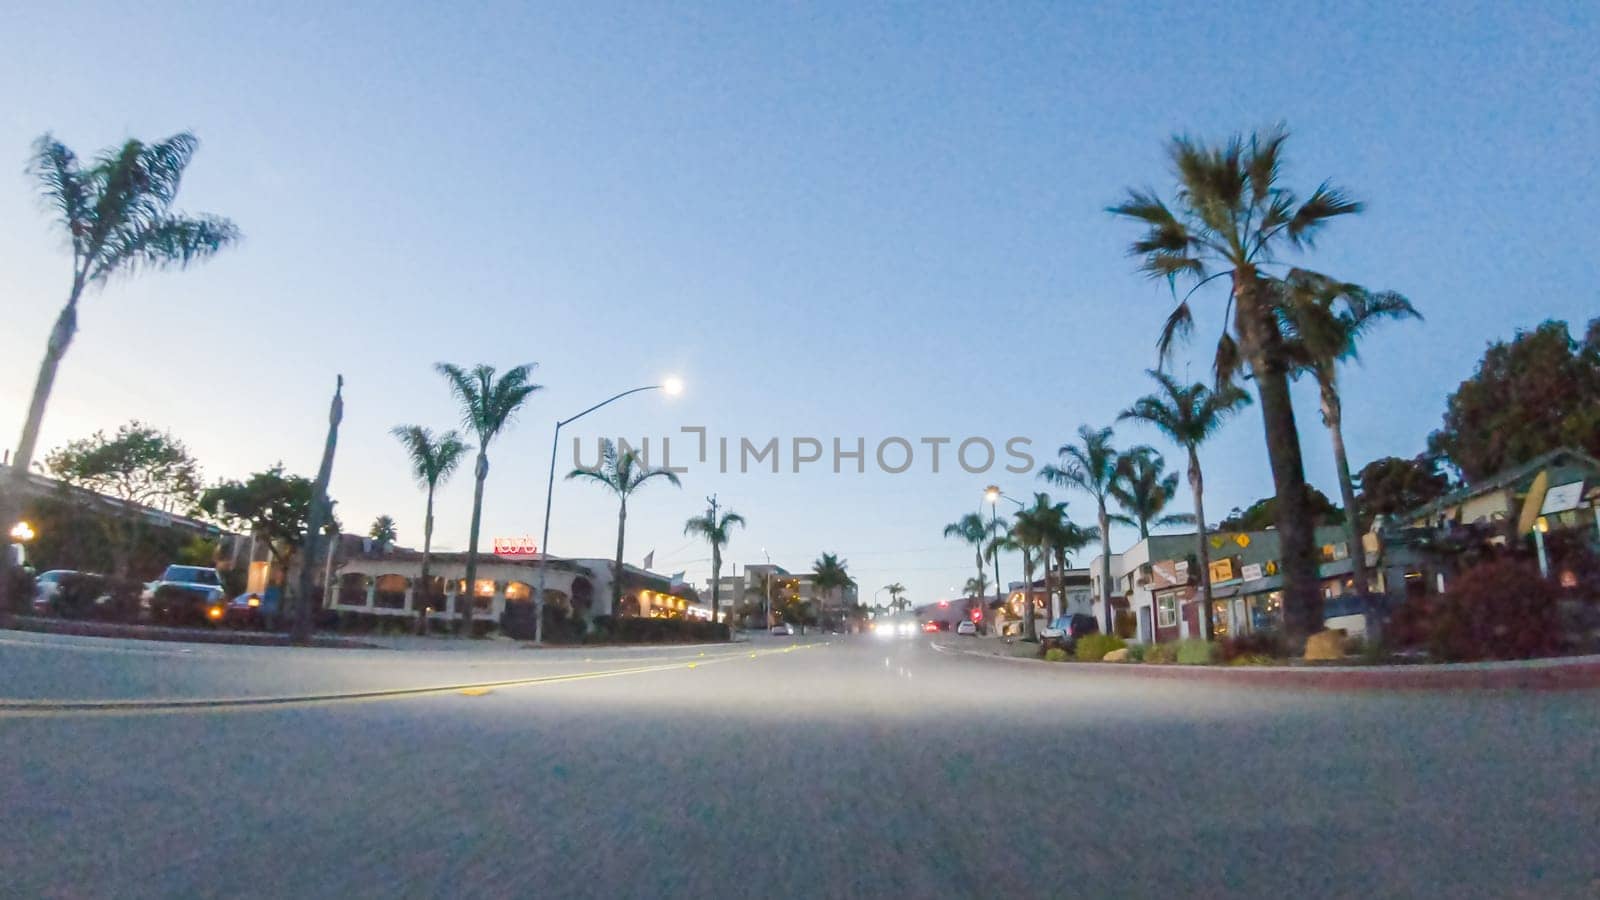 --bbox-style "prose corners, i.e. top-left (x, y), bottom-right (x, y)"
top-left (1, 616), bottom-right (378, 649)
top-left (929, 641), bottom-right (1600, 692)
